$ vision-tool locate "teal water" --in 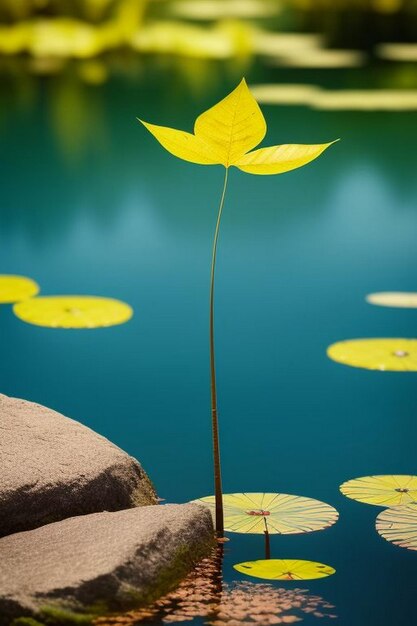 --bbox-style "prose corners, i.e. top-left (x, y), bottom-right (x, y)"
top-left (1, 60), bottom-right (417, 625)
